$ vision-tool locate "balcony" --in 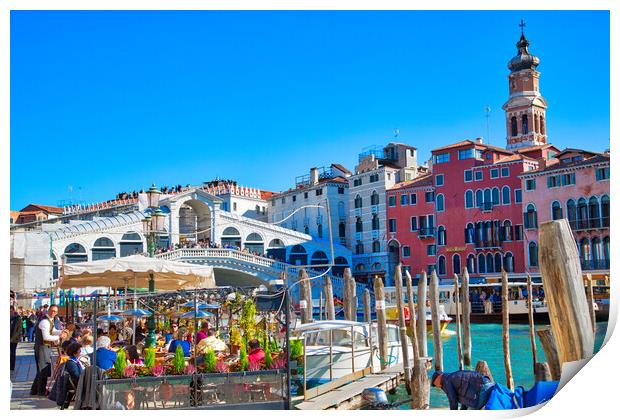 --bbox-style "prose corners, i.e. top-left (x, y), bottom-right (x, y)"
top-left (570, 218), bottom-right (610, 231)
top-left (418, 227), bottom-right (435, 238)
top-left (581, 259), bottom-right (610, 271)
top-left (474, 240), bottom-right (502, 250)
top-left (480, 202), bottom-right (494, 212)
